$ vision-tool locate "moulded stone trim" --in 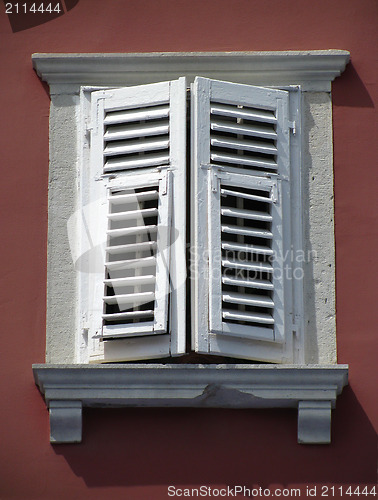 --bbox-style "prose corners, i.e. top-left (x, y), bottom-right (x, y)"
top-left (32, 50), bottom-right (350, 91)
top-left (33, 364), bottom-right (348, 444)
